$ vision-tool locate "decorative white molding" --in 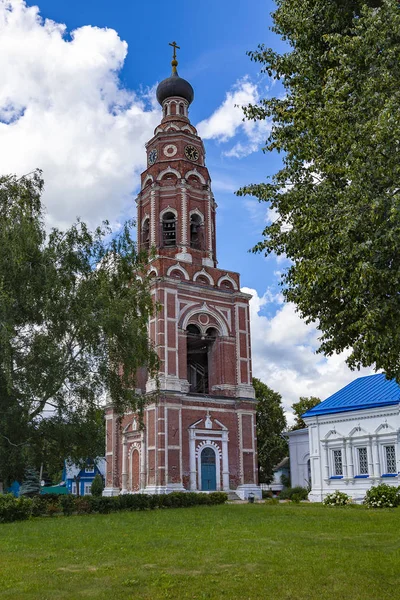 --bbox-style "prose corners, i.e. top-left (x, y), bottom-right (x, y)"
top-left (157, 166), bottom-right (181, 181)
top-left (166, 264), bottom-right (190, 280)
top-left (189, 207), bottom-right (204, 223)
top-left (180, 304), bottom-right (229, 337)
top-left (217, 275), bottom-right (238, 291)
top-left (148, 266), bottom-right (158, 277)
top-left (159, 206), bottom-right (178, 221)
top-left (141, 214), bottom-right (150, 227)
top-left (202, 258), bottom-right (214, 267)
top-left (142, 174), bottom-right (154, 188)
top-left (193, 269), bottom-right (214, 285)
top-left (185, 169), bottom-right (206, 185)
